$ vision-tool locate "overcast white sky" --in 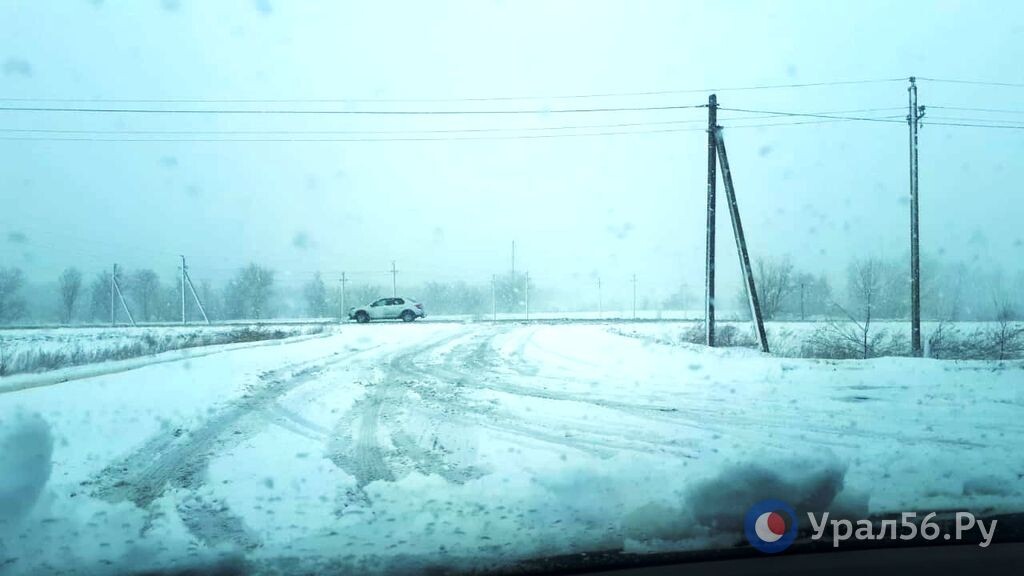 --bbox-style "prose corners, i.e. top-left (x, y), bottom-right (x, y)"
top-left (1, 0), bottom-right (1022, 305)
